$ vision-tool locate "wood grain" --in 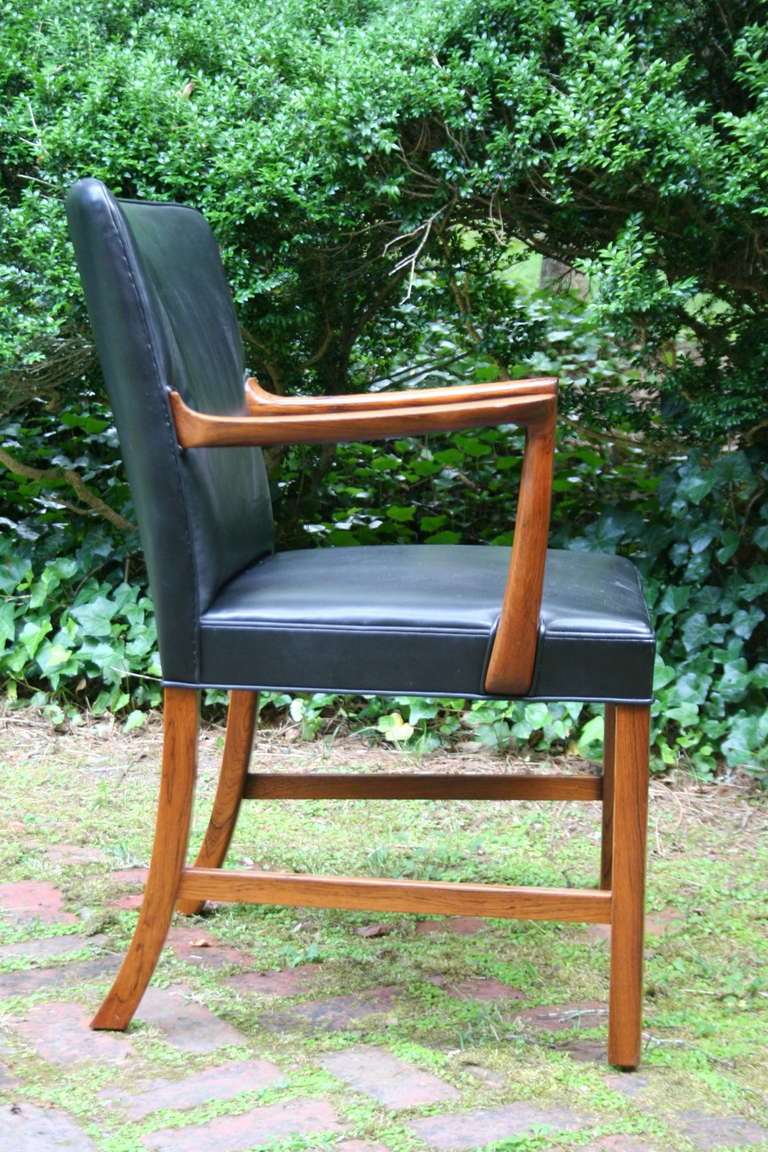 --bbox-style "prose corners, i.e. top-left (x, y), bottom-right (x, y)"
top-left (244, 375), bottom-right (557, 416)
top-left (607, 702), bottom-right (650, 1069)
top-left (169, 388), bottom-right (556, 448)
top-left (91, 687), bottom-right (199, 1031)
top-left (177, 868), bottom-right (612, 923)
top-left (242, 772), bottom-right (601, 801)
top-left (483, 403), bottom-right (556, 695)
top-left (177, 689), bottom-right (257, 917)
